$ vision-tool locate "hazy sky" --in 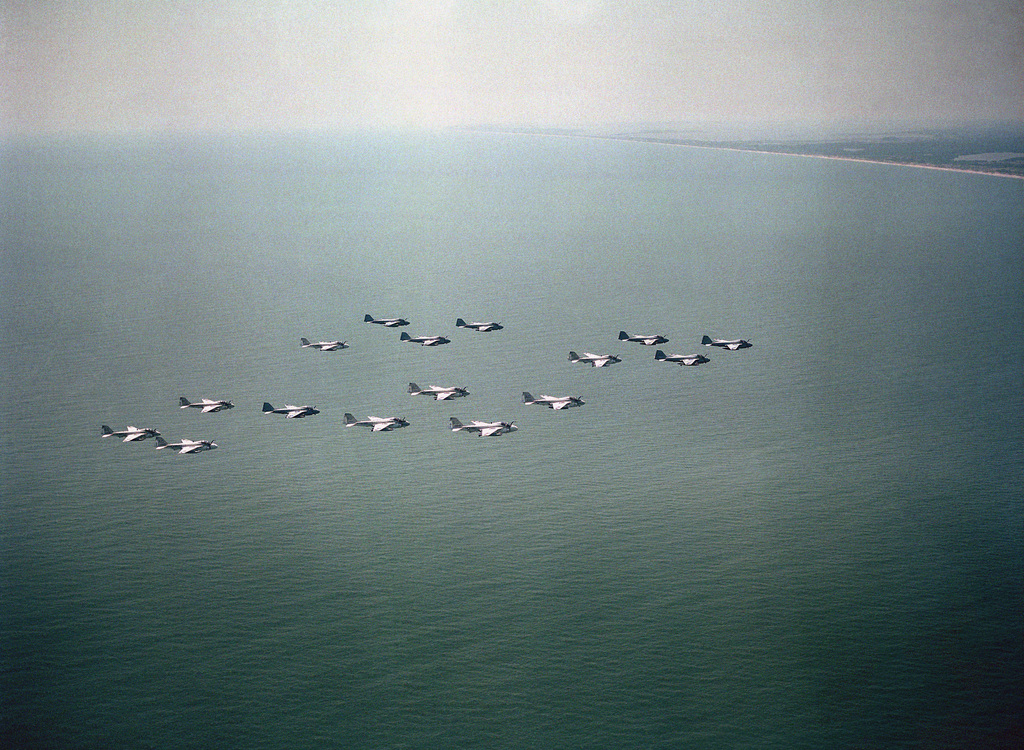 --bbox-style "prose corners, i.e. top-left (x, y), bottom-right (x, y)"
top-left (4, 0), bottom-right (1023, 133)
